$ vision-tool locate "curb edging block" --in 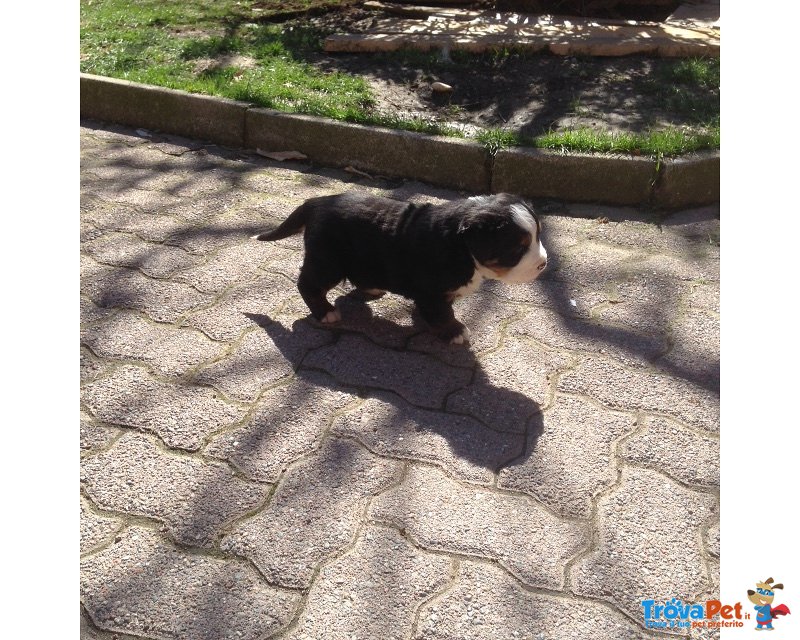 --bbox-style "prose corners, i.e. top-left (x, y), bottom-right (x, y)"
top-left (80, 74), bottom-right (248, 148)
top-left (245, 108), bottom-right (490, 192)
top-left (492, 147), bottom-right (656, 205)
top-left (653, 152), bottom-right (720, 209)
top-left (80, 74), bottom-right (720, 208)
